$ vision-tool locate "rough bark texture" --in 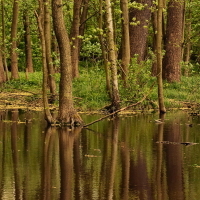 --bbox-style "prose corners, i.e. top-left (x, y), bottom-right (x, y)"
top-left (129, 0), bottom-right (152, 62)
top-left (10, 0), bottom-right (20, 79)
top-left (105, 0), bottom-right (120, 111)
top-left (163, 0), bottom-right (184, 82)
top-left (52, 0), bottom-right (82, 126)
top-left (23, 12), bottom-right (34, 73)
